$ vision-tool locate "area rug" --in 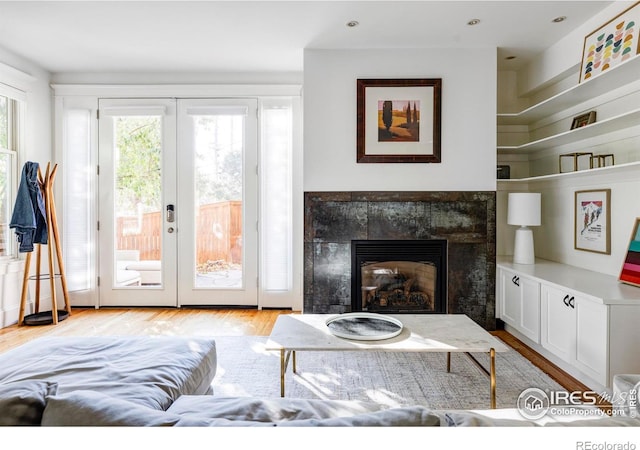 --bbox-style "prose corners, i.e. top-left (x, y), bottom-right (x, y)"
top-left (210, 336), bottom-right (565, 410)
